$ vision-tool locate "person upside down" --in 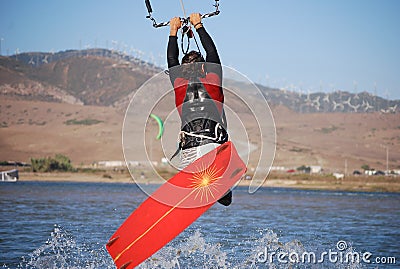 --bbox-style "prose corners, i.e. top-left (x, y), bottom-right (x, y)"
top-left (167, 13), bottom-right (232, 206)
